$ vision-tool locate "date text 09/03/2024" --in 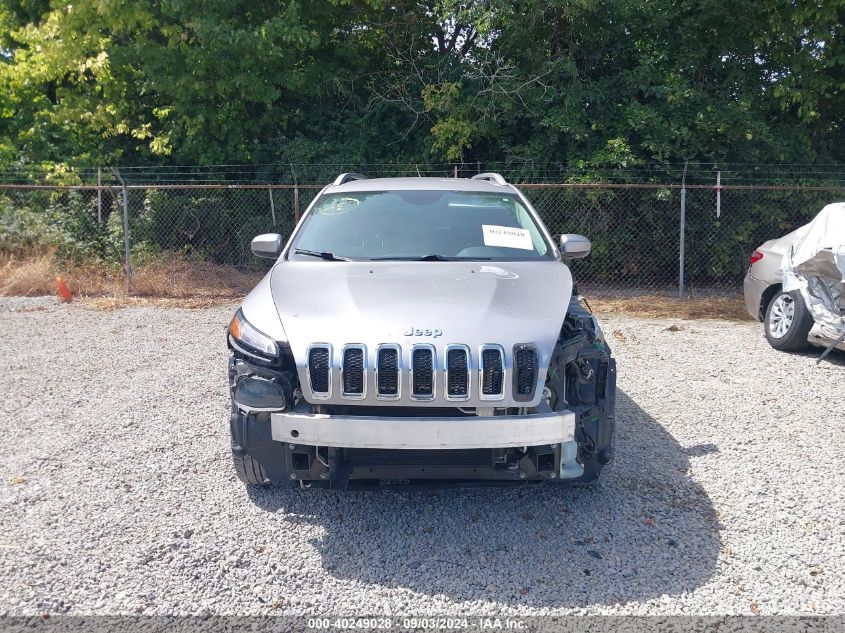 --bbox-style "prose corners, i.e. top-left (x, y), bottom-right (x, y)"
top-left (307, 617), bottom-right (528, 630)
